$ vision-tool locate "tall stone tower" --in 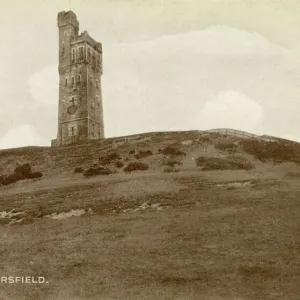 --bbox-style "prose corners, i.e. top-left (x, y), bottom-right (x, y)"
top-left (53, 11), bottom-right (104, 146)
